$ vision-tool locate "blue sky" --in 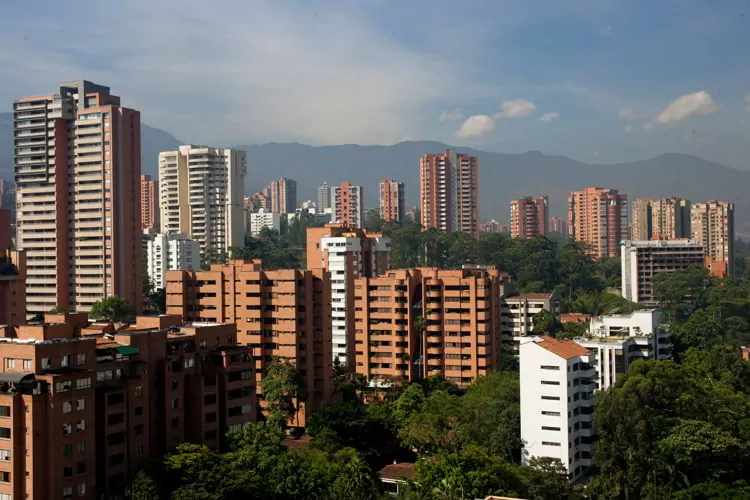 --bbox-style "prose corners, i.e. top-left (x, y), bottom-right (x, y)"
top-left (1, 0), bottom-right (749, 168)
